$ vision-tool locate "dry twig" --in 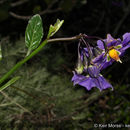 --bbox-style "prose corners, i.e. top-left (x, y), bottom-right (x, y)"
top-left (0, 91), bottom-right (33, 115)
top-left (9, 0), bottom-right (61, 20)
top-left (10, 0), bottom-right (29, 7)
